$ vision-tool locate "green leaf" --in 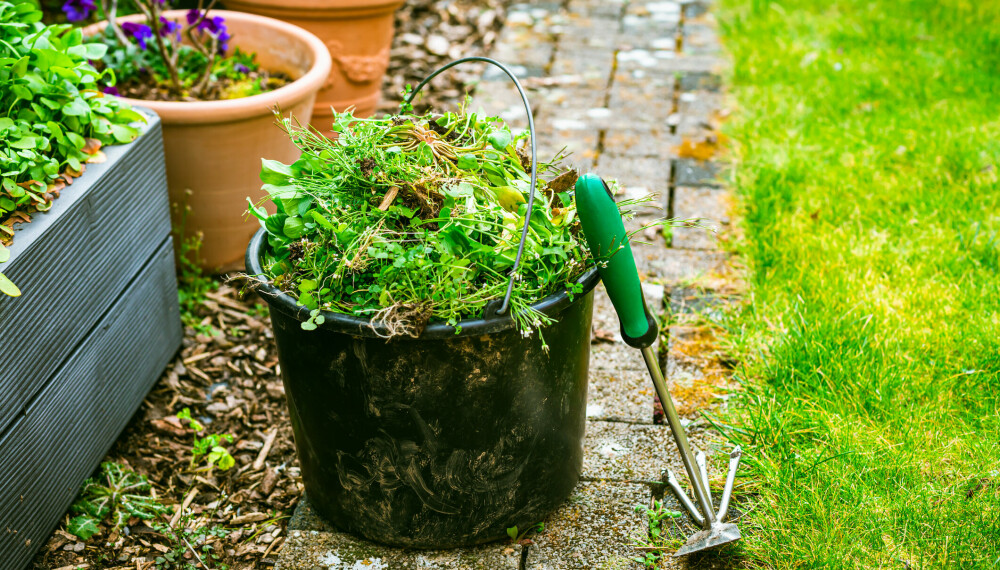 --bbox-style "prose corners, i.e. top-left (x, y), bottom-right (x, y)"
top-left (283, 216), bottom-right (306, 239)
top-left (488, 130), bottom-right (512, 150)
top-left (82, 42), bottom-right (108, 60)
top-left (11, 84), bottom-right (32, 101)
top-left (0, 118), bottom-right (13, 131)
top-left (62, 98), bottom-right (90, 117)
top-left (67, 515), bottom-right (100, 540)
top-left (456, 154), bottom-right (479, 170)
top-left (264, 214), bottom-right (288, 237)
top-left (215, 450), bottom-right (235, 471)
top-left (506, 526), bottom-right (518, 540)
top-left (10, 136), bottom-right (38, 149)
top-left (114, 107), bottom-right (146, 124)
top-left (307, 209), bottom-right (335, 230)
top-left (109, 123), bottom-right (138, 143)
top-left (260, 159), bottom-right (293, 185)
top-left (0, 245), bottom-right (9, 263)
